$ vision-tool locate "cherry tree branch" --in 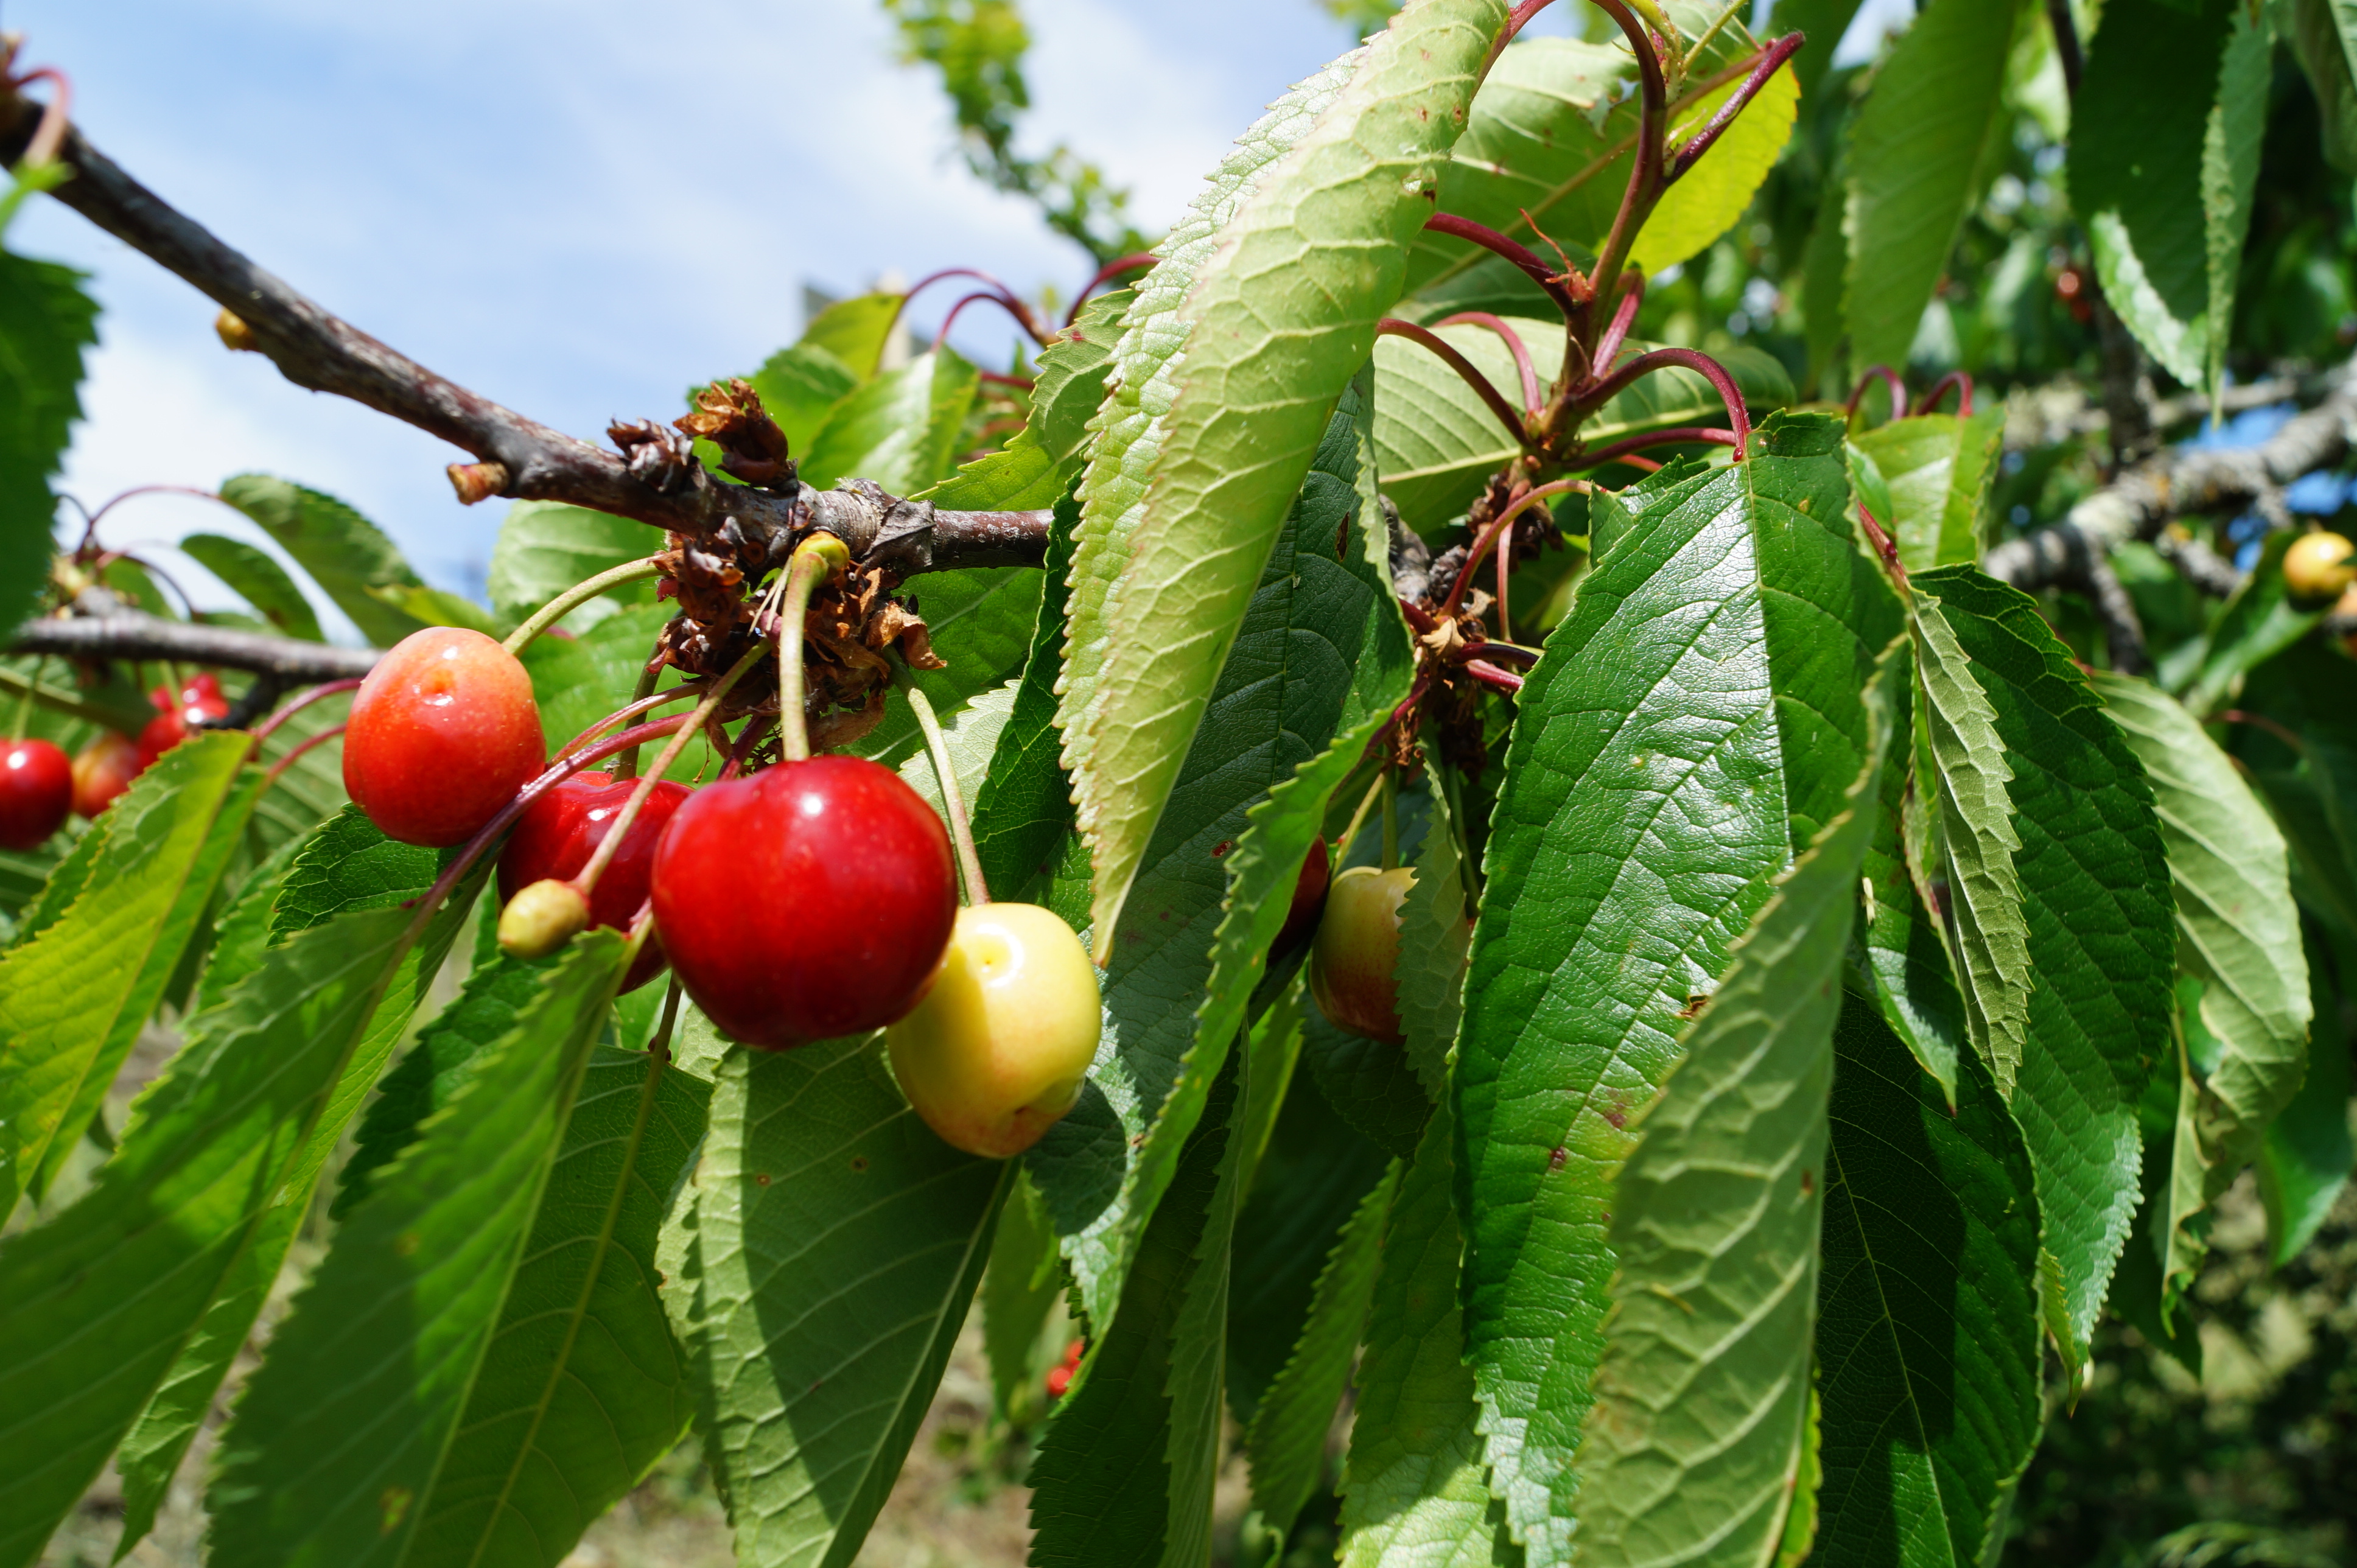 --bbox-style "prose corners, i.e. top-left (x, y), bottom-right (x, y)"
top-left (12, 603), bottom-right (380, 681)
